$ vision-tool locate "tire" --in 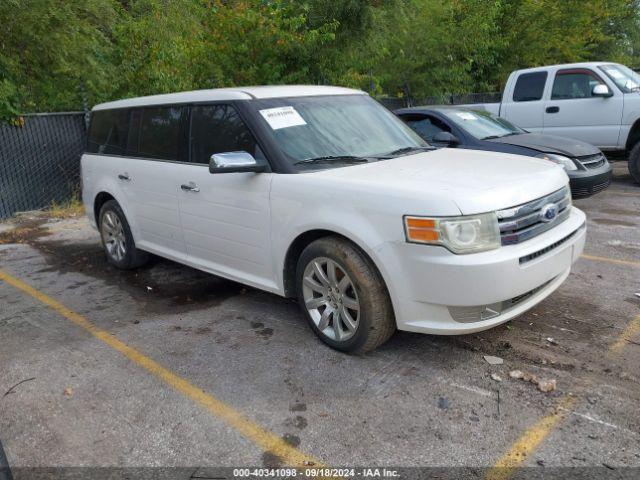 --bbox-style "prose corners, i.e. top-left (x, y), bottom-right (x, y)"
top-left (0, 437), bottom-right (12, 480)
top-left (629, 141), bottom-right (640, 184)
top-left (98, 200), bottom-right (149, 270)
top-left (296, 236), bottom-right (395, 353)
